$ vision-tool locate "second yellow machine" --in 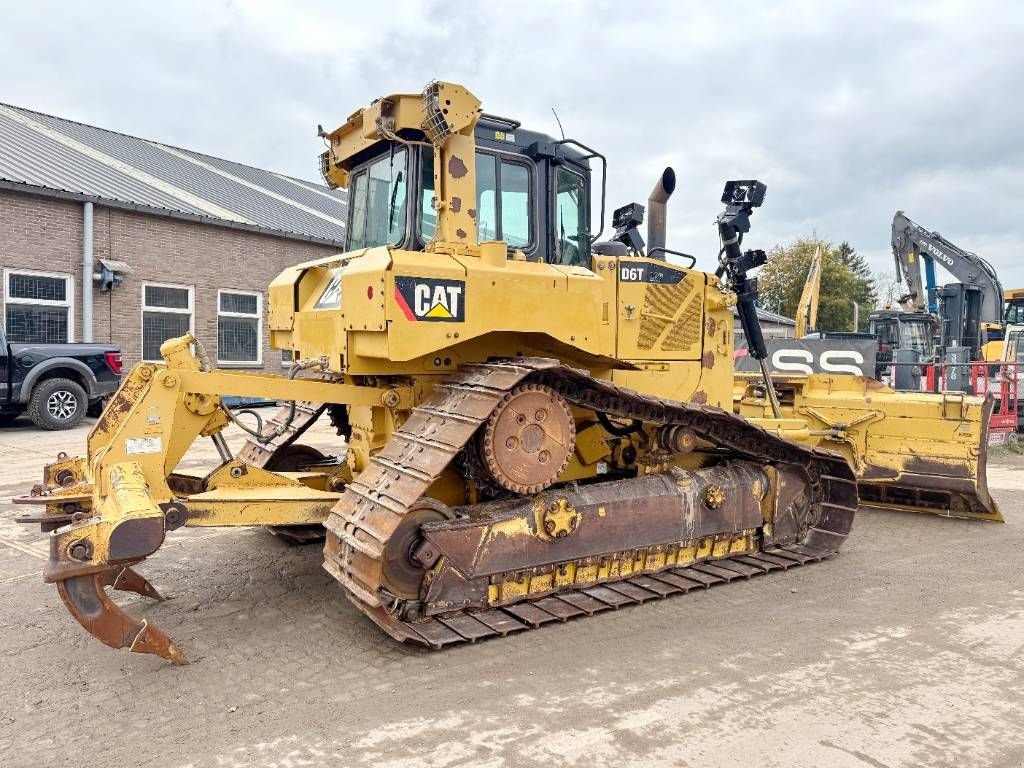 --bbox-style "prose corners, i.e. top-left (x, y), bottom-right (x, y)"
top-left (18, 82), bottom-right (995, 664)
